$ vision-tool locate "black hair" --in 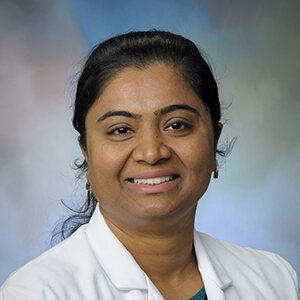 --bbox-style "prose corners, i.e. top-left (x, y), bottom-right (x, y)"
top-left (51, 30), bottom-right (233, 245)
